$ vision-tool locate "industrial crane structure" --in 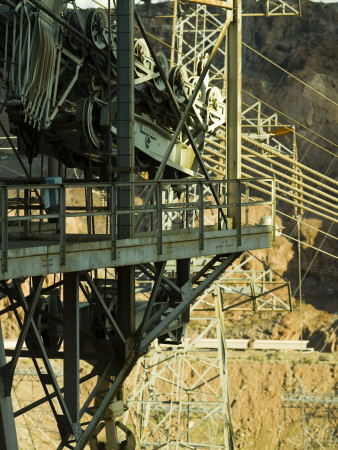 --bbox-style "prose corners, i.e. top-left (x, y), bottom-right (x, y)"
top-left (2, 0), bottom-right (330, 448)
